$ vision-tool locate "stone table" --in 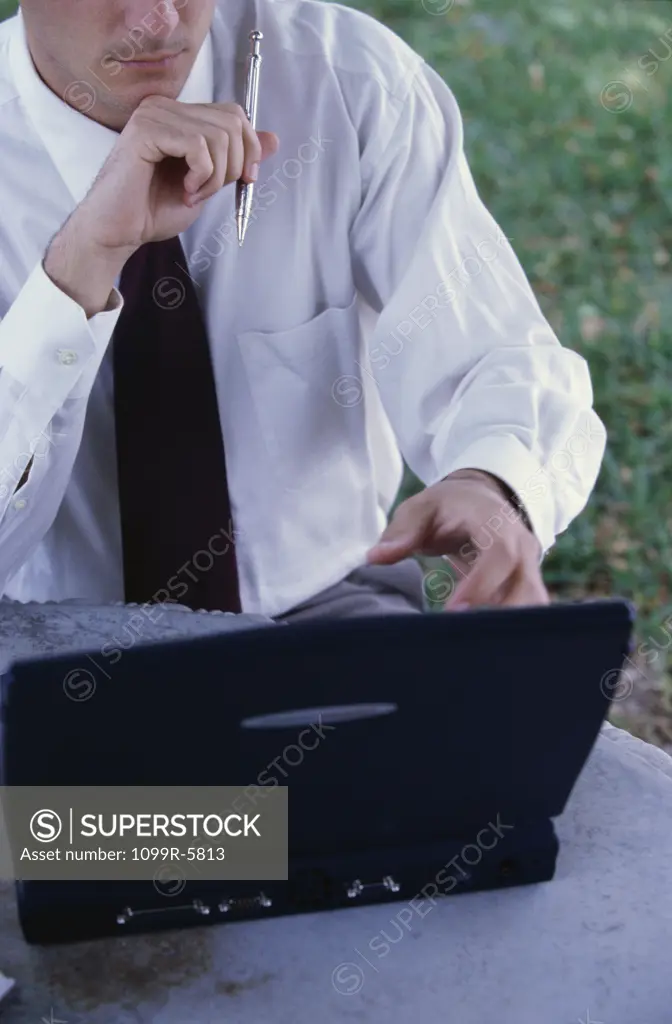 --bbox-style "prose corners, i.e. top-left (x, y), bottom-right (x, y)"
top-left (0, 601), bottom-right (671, 1024)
